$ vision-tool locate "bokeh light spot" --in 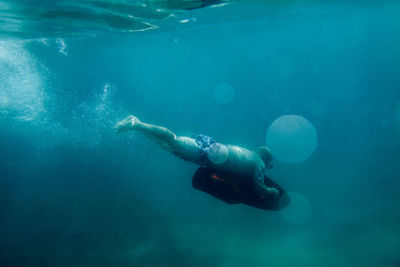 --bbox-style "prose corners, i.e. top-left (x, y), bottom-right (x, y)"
top-left (280, 192), bottom-right (312, 224)
top-left (207, 143), bottom-right (228, 164)
top-left (266, 115), bottom-right (317, 163)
